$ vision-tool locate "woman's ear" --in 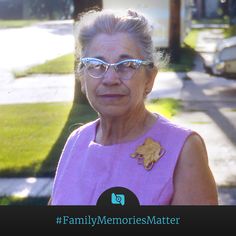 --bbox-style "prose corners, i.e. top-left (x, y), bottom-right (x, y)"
top-left (145, 66), bottom-right (158, 94)
top-left (77, 76), bottom-right (86, 94)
